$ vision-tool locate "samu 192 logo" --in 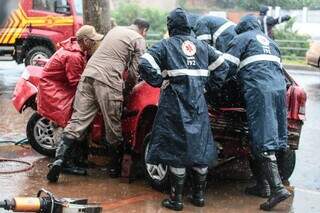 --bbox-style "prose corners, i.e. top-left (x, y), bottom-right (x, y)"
top-left (256, 35), bottom-right (271, 54)
top-left (182, 40), bottom-right (197, 66)
top-left (182, 40), bottom-right (197, 56)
